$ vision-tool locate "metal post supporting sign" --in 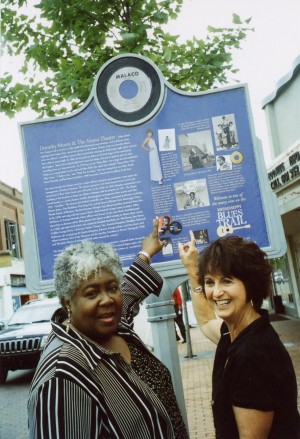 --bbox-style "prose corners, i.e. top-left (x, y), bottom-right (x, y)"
top-left (180, 281), bottom-right (197, 359)
top-left (145, 277), bottom-right (188, 429)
